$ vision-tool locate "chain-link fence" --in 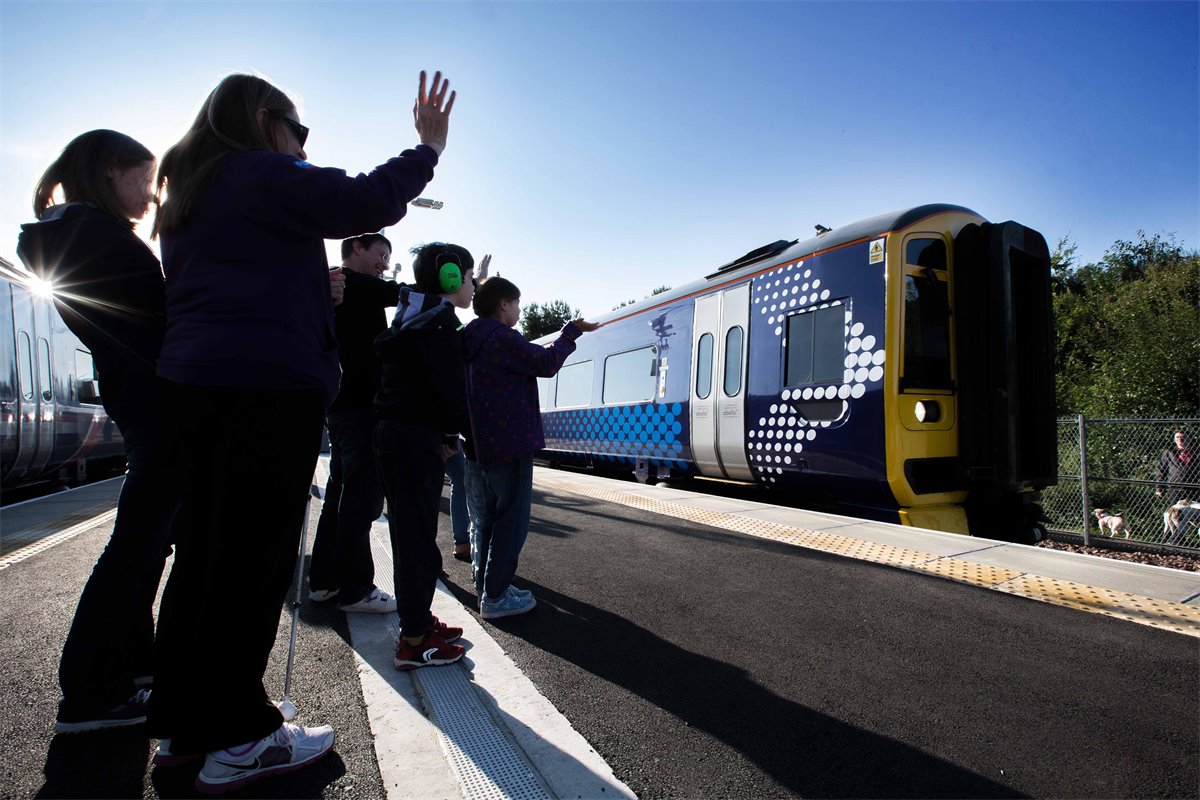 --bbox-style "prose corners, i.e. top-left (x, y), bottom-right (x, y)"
top-left (1041, 418), bottom-right (1200, 551)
